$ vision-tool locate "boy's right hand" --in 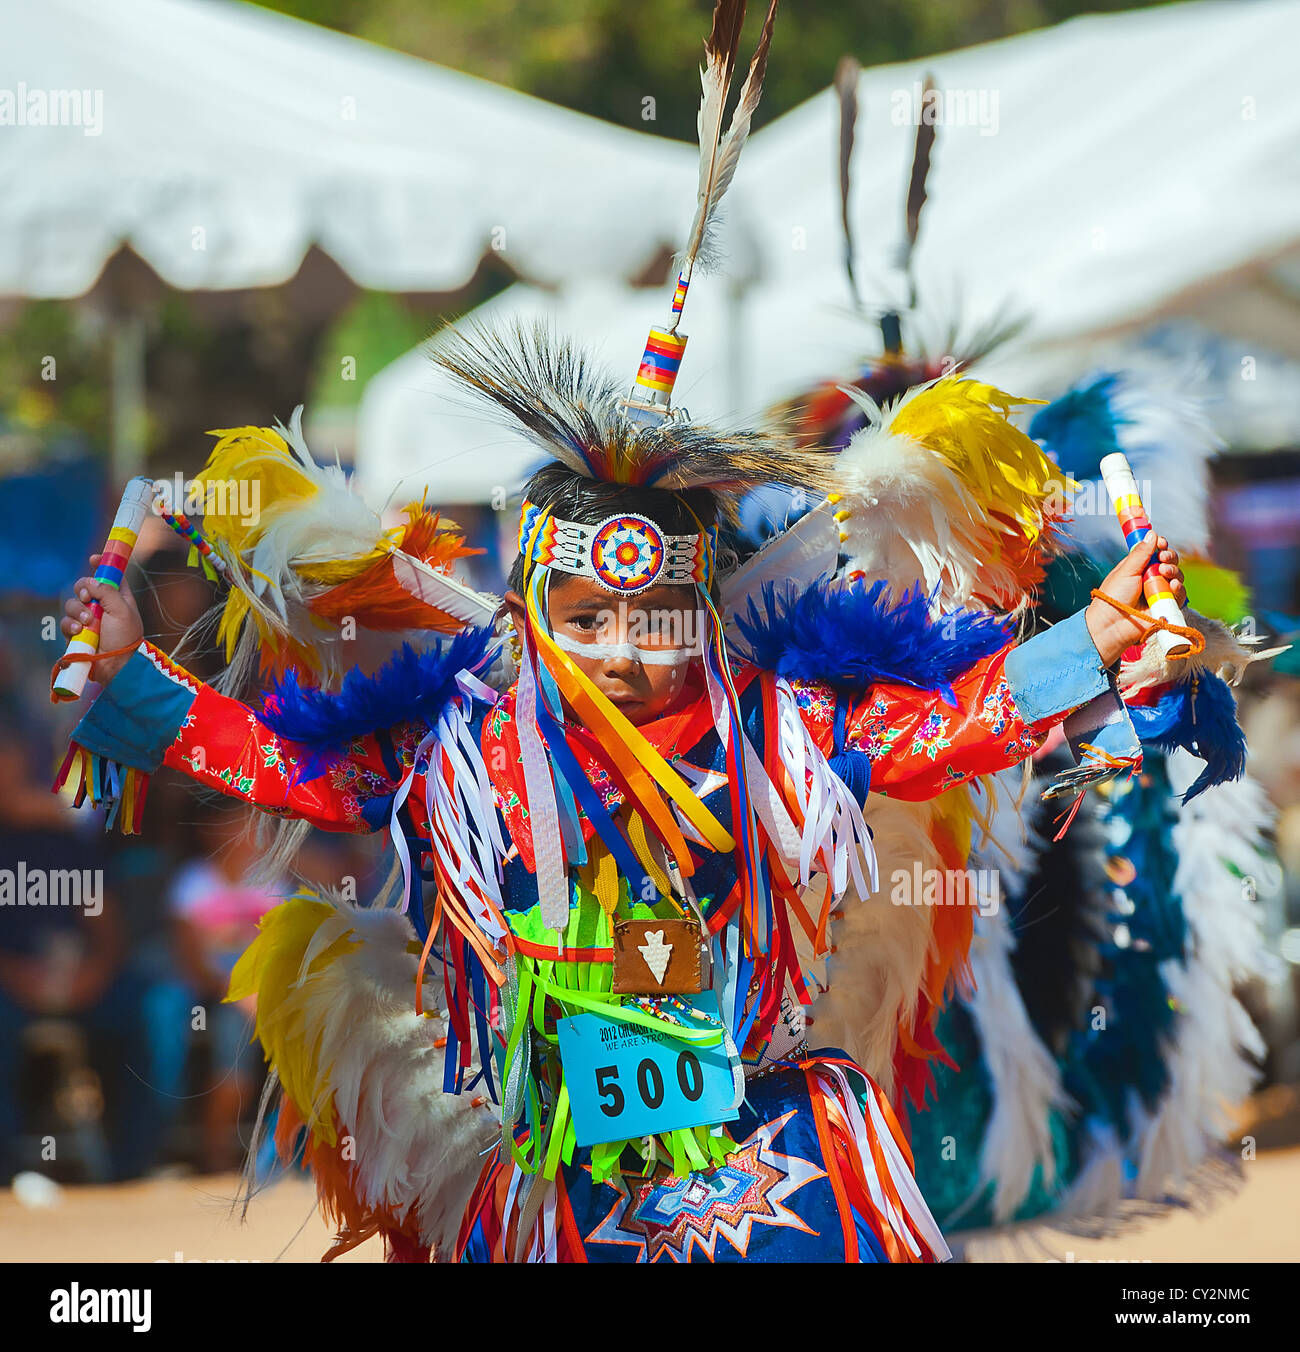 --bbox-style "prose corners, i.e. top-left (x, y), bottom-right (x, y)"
top-left (60, 554), bottom-right (145, 686)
